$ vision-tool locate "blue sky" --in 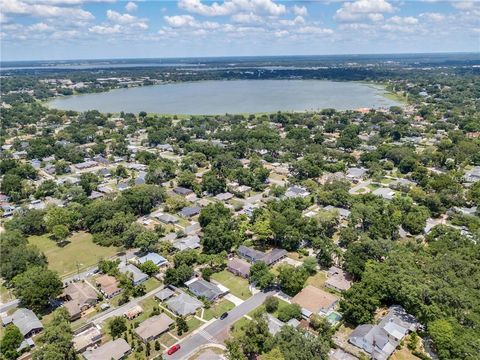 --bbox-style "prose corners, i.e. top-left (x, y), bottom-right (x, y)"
top-left (1, 0), bottom-right (479, 61)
